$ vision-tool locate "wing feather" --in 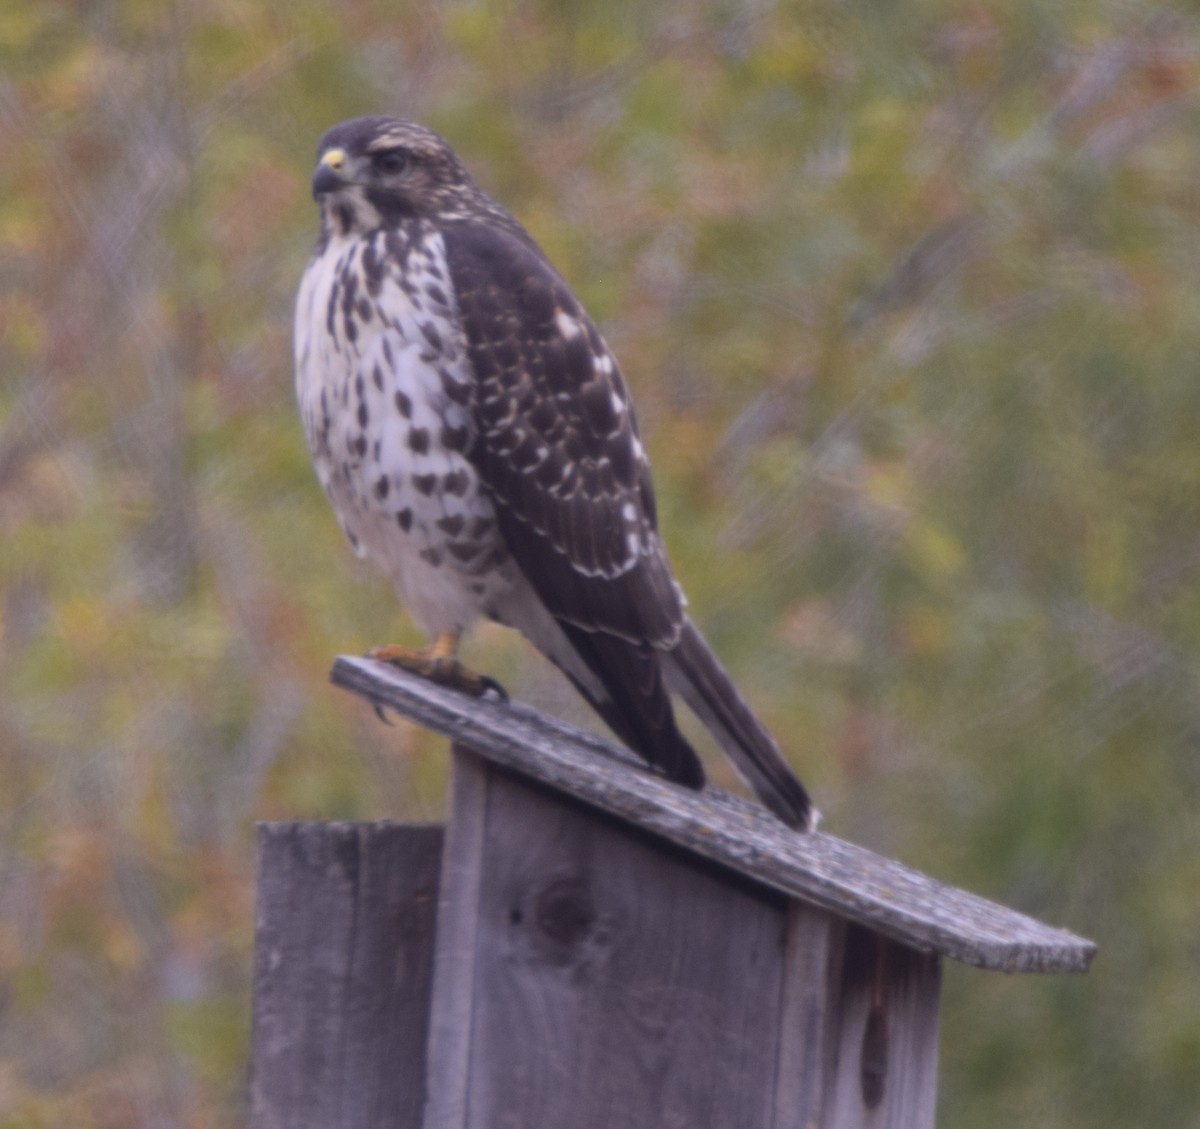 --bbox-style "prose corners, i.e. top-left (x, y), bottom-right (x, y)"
top-left (444, 221), bottom-right (683, 647)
